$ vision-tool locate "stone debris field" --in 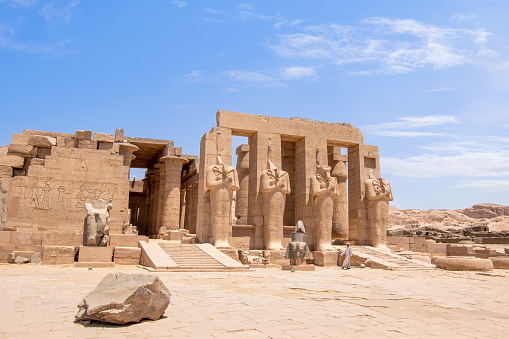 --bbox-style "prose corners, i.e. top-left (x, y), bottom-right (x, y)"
top-left (1, 265), bottom-right (508, 338)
